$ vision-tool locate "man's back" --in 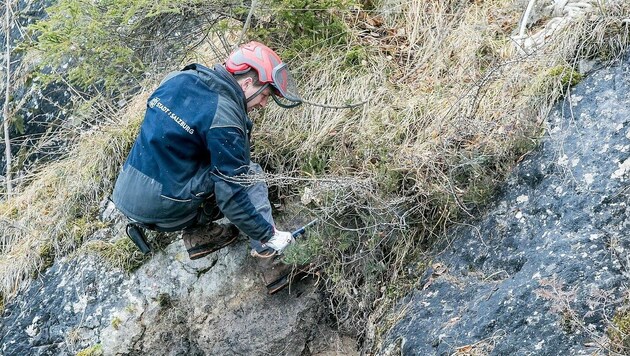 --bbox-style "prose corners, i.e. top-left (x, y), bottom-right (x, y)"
top-left (113, 65), bottom-right (250, 226)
